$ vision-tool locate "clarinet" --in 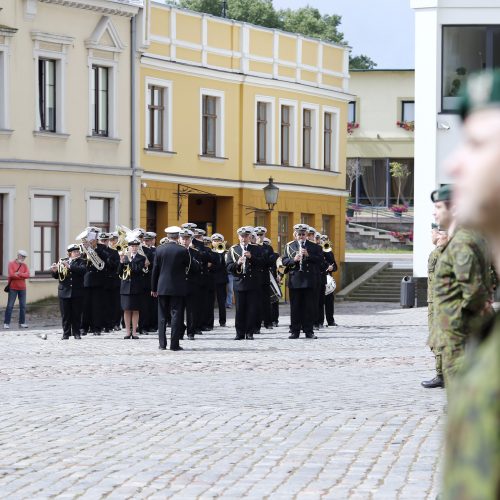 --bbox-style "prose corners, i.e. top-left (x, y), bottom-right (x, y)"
top-left (242, 245), bottom-right (247, 274)
top-left (299, 241), bottom-right (305, 272)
